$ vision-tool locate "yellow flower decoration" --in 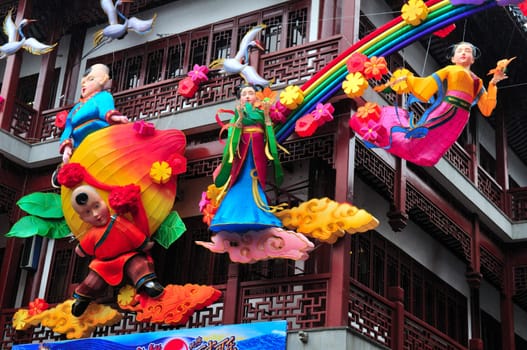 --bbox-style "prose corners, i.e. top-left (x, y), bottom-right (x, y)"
top-left (401, 0), bottom-right (429, 26)
top-left (150, 161), bottom-right (172, 184)
top-left (117, 285), bottom-right (137, 307)
top-left (342, 72), bottom-right (368, 98)
top-left (390, 68), bottom-right (413, 94)
top-left (206, 183), bottom-right (225, 206)
top-left (12, 309), bottom-right (29, 330)
top-left (279, 85), bottom-right (304, 110)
